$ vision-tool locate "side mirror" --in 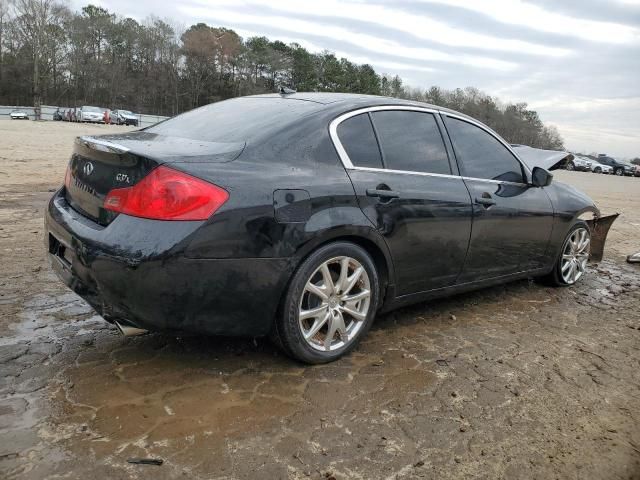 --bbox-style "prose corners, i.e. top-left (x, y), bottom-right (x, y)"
top-left (531, 166), bottom-right (553, 187)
